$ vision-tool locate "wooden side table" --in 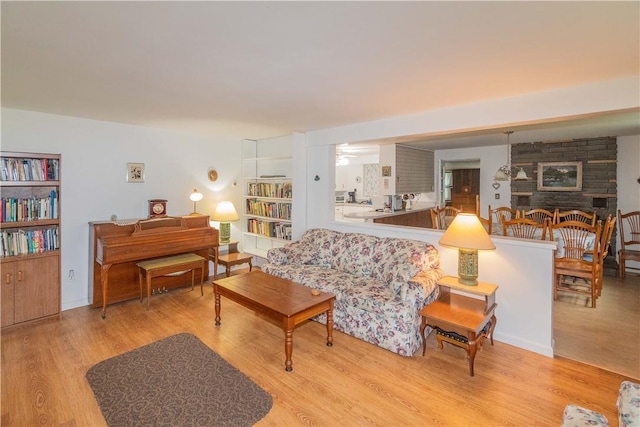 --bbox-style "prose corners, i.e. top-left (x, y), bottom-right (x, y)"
top-left (218, 252), bottom-right (253, 277)
top-left (420, 275), bottom-right (498, 376)
top-left (209, 240), bottom-right (253, 277)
